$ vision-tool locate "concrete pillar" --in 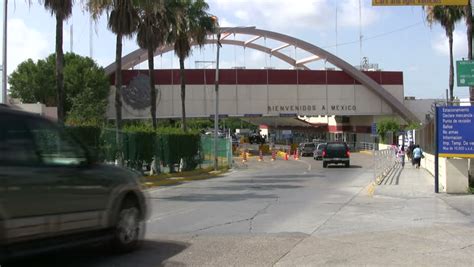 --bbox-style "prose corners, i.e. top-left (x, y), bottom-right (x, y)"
top-left (445, 158), bottom-right (470, 194)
